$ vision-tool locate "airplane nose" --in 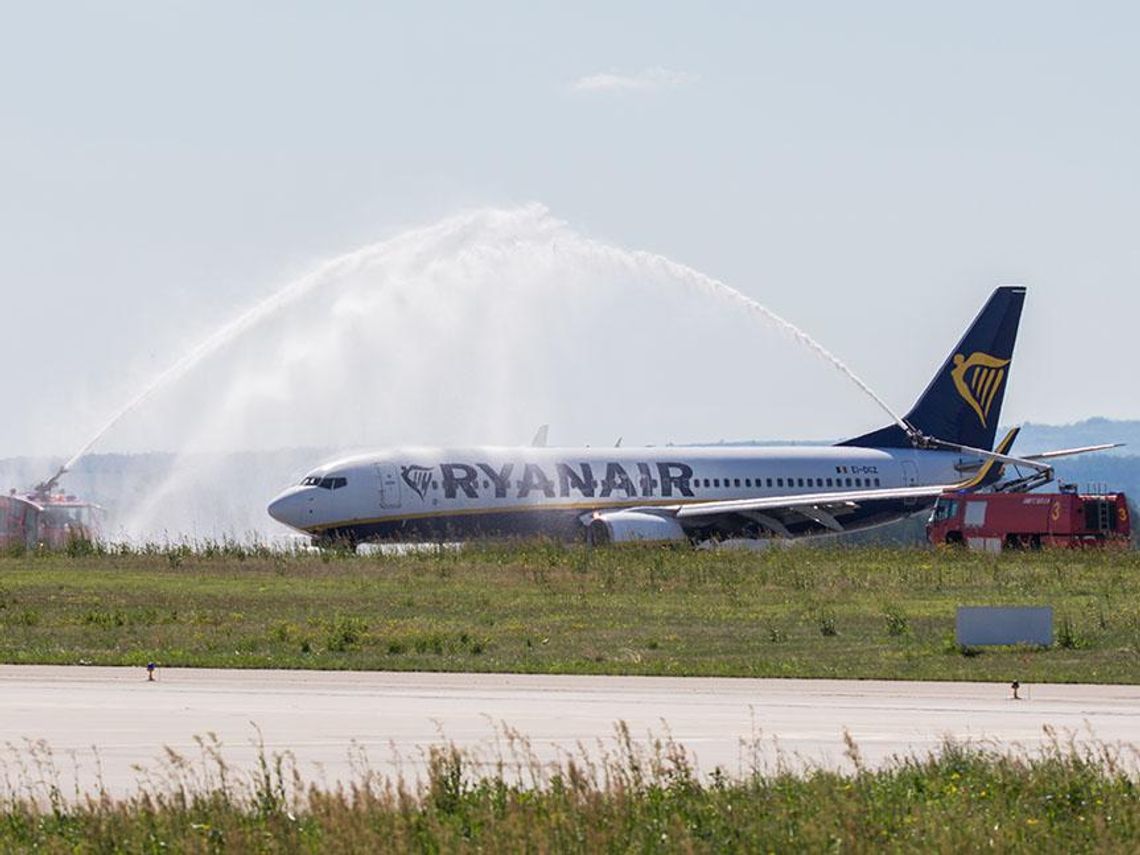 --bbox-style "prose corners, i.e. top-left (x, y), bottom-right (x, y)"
top-left (267, 490), bottom-right (306, 528)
